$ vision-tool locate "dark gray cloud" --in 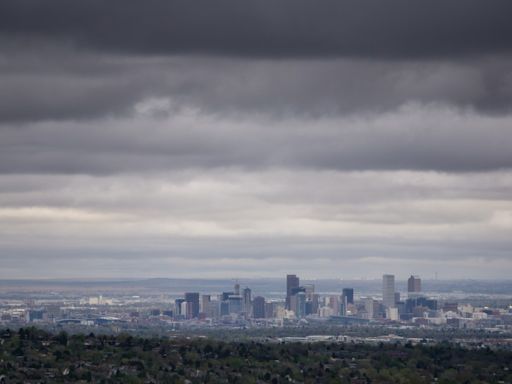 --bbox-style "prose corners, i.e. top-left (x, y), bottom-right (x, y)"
top-left (1, 0), bottom-right (512, 59)
top-left (1, 105), bottom-right (512, 174)
top-left (2, 0), bottom-right (512, 124)
top-left (1, 53), bottom-right (512, 123)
